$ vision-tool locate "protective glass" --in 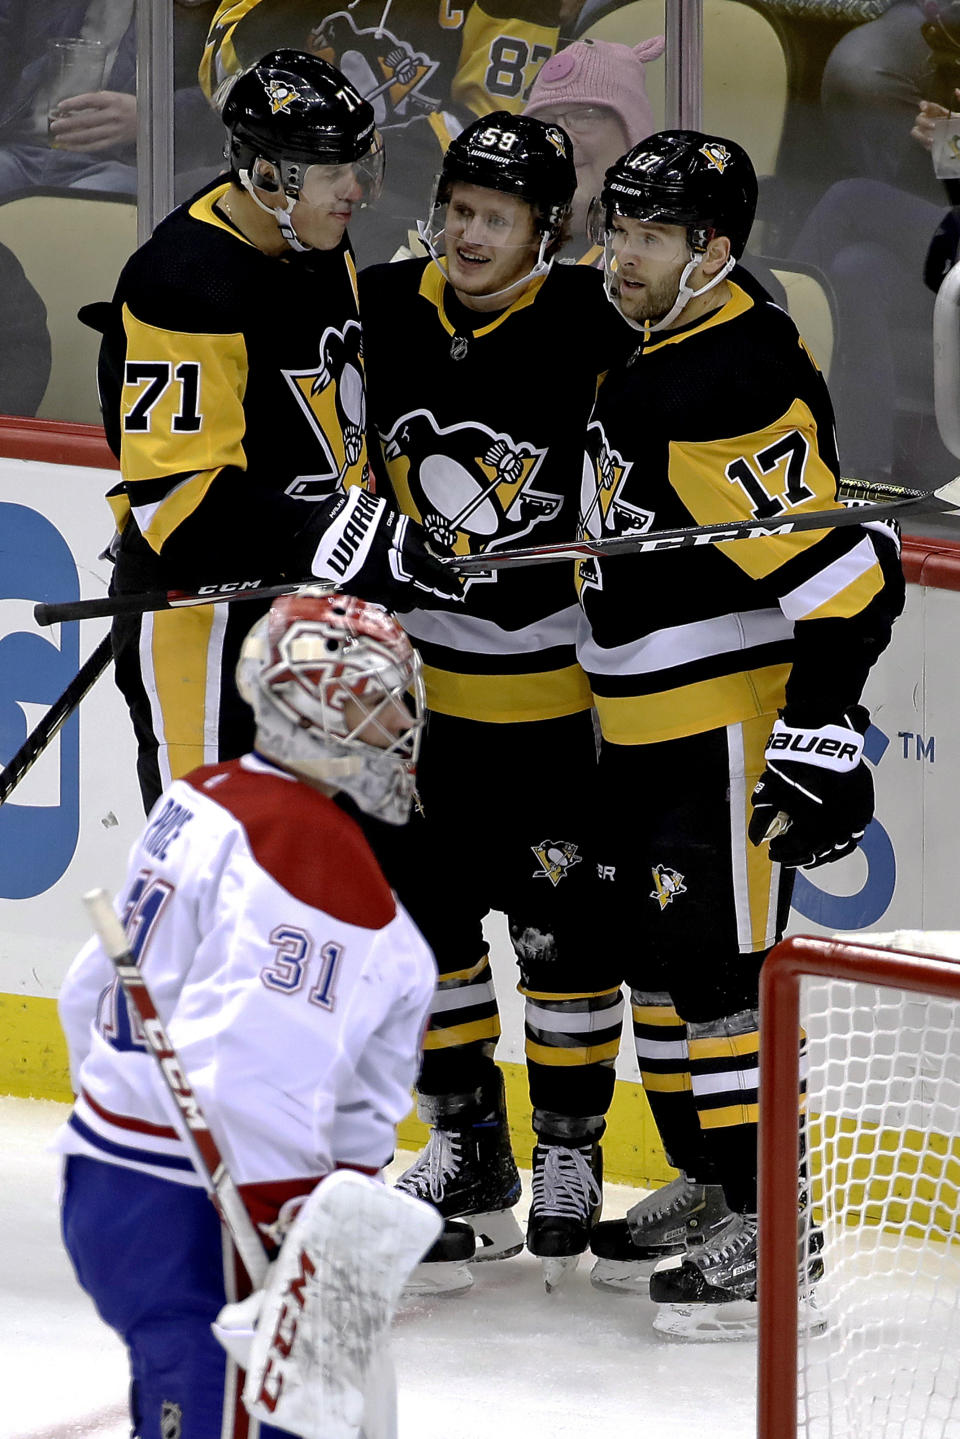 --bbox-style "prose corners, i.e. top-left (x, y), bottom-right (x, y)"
top-left (532, 104), bottom-right (613, 133)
